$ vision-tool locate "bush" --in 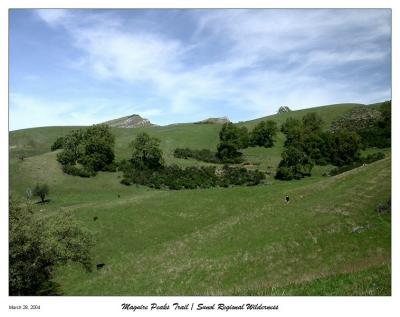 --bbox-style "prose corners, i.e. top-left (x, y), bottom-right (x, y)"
top-left (173, 148), bottom-right (220, 163)
top-left (103, 162), bottom-right (118, 172)
top-left (57, 149), bottom-right (77, 166)
top-left (376, 199), bottom-right (391, 213)
top-left (51, 136), bottom-right (64, 151)
top-left (117, 159), bottom-right (131, 173)
top-left (33, 183), bottom-right (49, 203)
top-left (328, 152), bottom-right (385, 176)
top-left (9, 197), bottom-right (93, 295)
top-left (173, 148), bottom-right (193, 159)
top-left (120, 178), bottom-right (132, 186)
top-left (62, 165), bottom-right (95, 177)
top-left (121, 163), bottom-right (265, 190)
top-left (362, 152), bottom-right (385, 163)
